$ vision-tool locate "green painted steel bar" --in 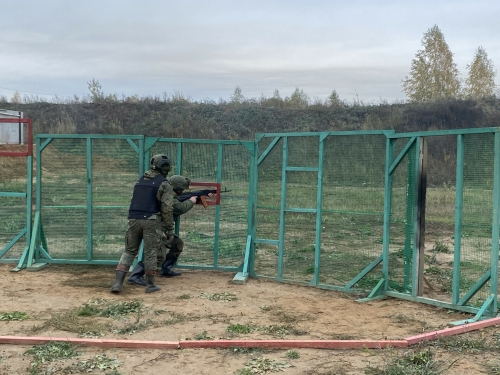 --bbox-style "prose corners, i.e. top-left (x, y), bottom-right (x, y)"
top-left (254, 239), bottom-right (280, 245)
top-left (26, 211), bottom-right (41, 267)
top-left (489, 131), bottom-right (500, 313)
top-left (257, 130), bottom-right (390, 138)
top-left (458, 269), bottom-right (491, 306)
top-left (26, 155), bottom-right (33, 252)
top-left (310, 135), bottom-right (325, 286)
top-left (35, 245), bottom-right (51, 261)
top-left (389, 137), bottom-right (416, 175)
top-left (242, 235), bottom-right (252, 275)
top-left (0, 228), bottom-right (27, 258)
top-left (344, 255), bottom-right (383, 290)
top-left (248, 141), bottom-right (258, 277)
top-left (284, 208), bottom-right (316, 213)
top-left (411, 137), bottom-right (421, 297)
top-left (388, 127), bottom-right (499, 139)
top-left (277, 136), bottom-right (288, 280)
top-left (86, 137), bottom-right (93, 261)
top-left (126, 138), bottom-right (140, 154)
top-left (138, 138), bottom-right (144, 176)
top-left (37, 134), bottom-right (144, 140)
top-left (35, 137), bottom-right (42, 212)
top-left (382, 138), bottom-right (395, 290)
top-left (35, 259), bottom-right (120, 265)
top-left (453, 295), bottom-right (497, 325)
top-left (257, 136), bottom-right (280, 166)
top-left (144, 137), bottom-right (159, 152)
top-left (285, 166), bottom-right (318, 172)
top-left (155, 138), bottom-right (254, 146)
top-left (385, 291), bottom-right (481, 315)
top-left (213, 143), bottom-right (223, 267)
top-left (0, 192), bottom-right (26, 197)
top-left (12, 247), bottom-right (29, 270)
top-left (38, 137), bottom-right (53, 152)
top-left (452, 134), bottom-right (464, 304)
top-left (176, 142), bottom-right (183, 174)
top-left (364, 278), bottom-right (385, 299)
top-left (403, 143), bottom-right (416, 292)
top-left (174, 264), bottom-right (241, 271)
